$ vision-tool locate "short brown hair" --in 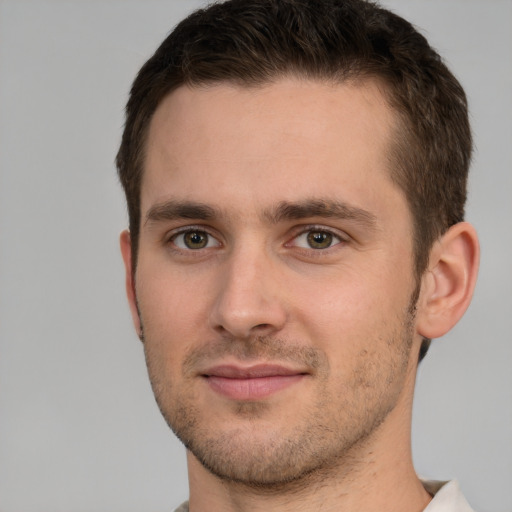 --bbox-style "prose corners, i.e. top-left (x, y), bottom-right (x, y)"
top-left (117, 0), bottom-right (471, 285)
